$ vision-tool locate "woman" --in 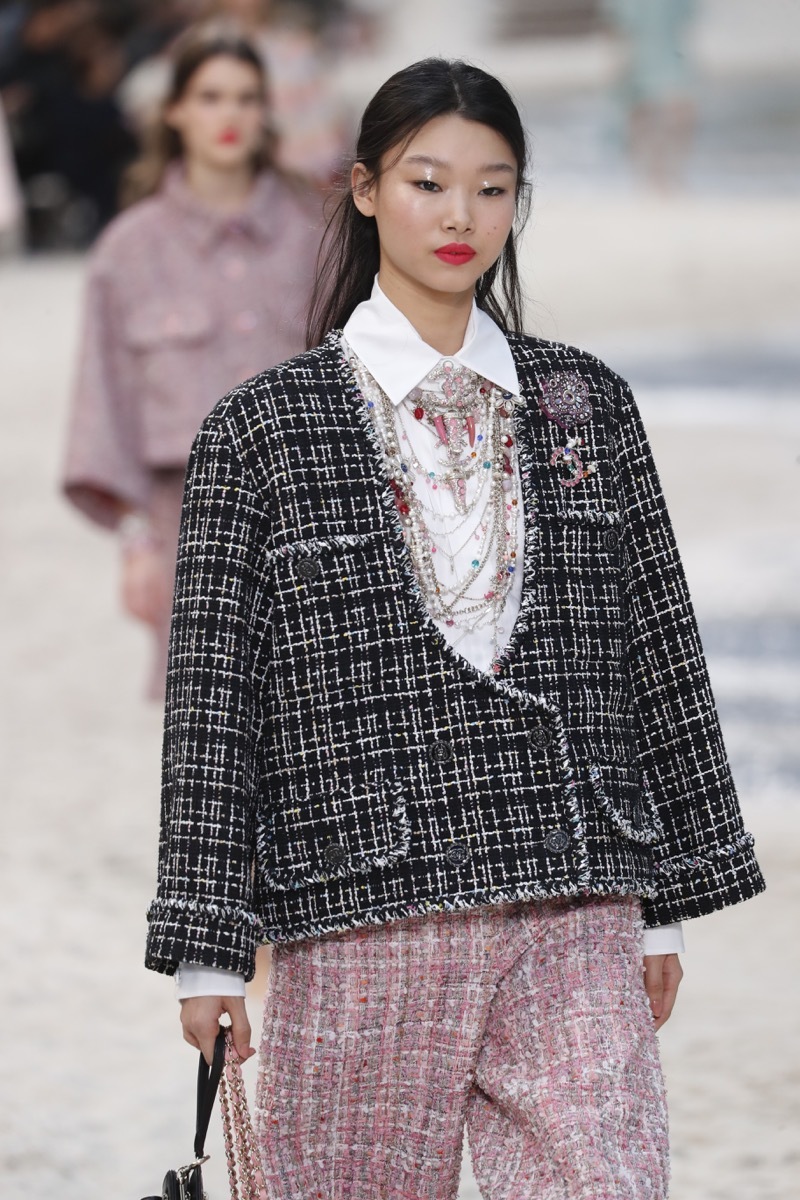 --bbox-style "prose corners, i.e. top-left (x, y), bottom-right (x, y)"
top-left (206, 0), bottom-right (348, 185)
top-left (146, 58), bottom-right (764, 1198)
top-left (62, 21), bottom-right (322, 697)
